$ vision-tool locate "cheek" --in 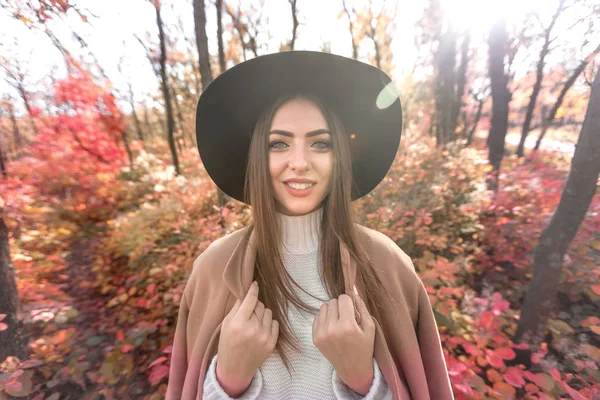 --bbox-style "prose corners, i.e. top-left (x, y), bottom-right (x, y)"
top-left (269, 154), bottom-right (285, 183)
top-left (317, 153), bottom-right (333, 182)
